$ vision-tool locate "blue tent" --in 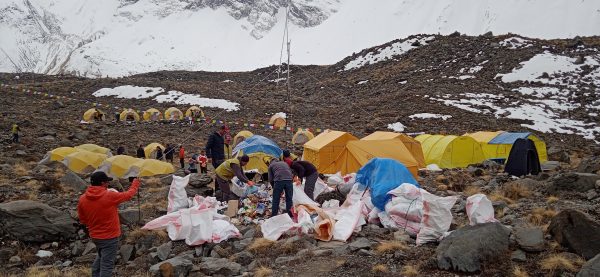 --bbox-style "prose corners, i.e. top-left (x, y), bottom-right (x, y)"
top-left (356, 158), bottom-right (419, 211)
top-left (488, 132), bottom-right (531, 144)
top-left (232, 135), bottom-right (282, 158)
